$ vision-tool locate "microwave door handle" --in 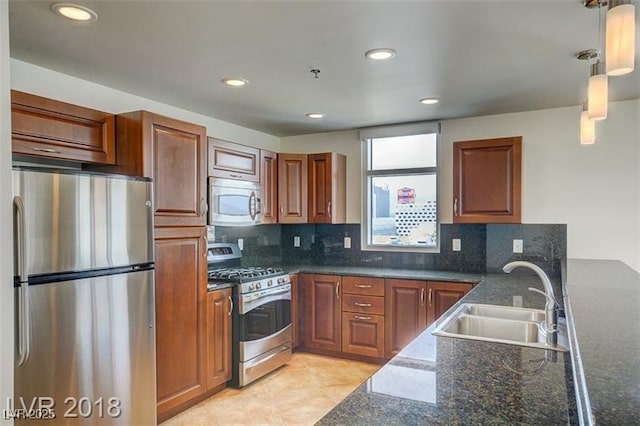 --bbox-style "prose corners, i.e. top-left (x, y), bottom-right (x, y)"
top-left (256, 196), bottom-right (261, 214)
top-left (249, 191), bottom-right (257, 220)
